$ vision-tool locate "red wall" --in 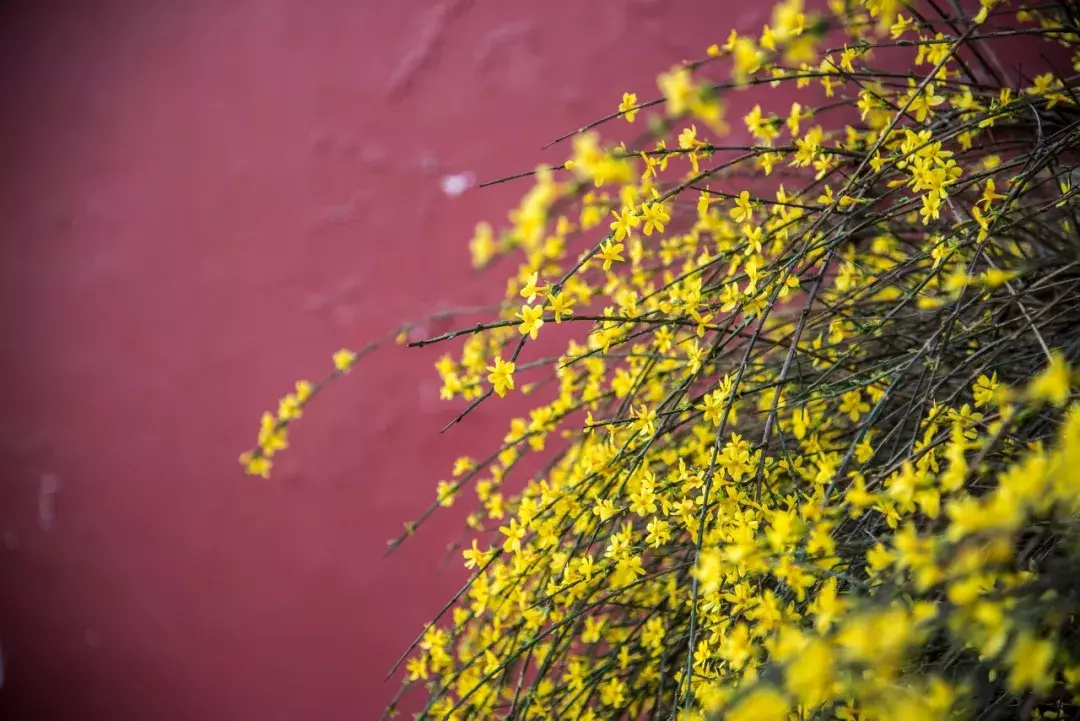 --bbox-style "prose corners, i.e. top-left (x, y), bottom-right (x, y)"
top-left (0, 2), bottom-right (737, 719)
